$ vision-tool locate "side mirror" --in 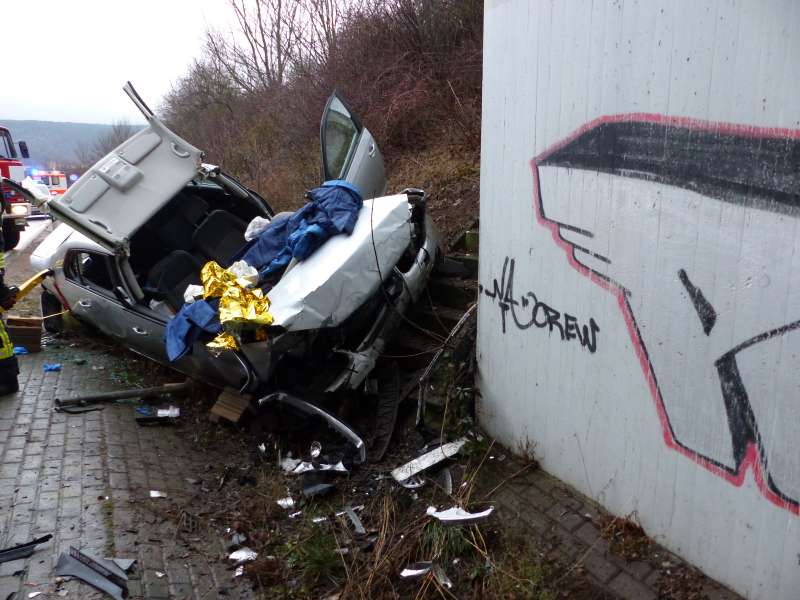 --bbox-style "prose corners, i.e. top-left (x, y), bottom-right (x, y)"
top-left (18, 141), bottom-right (29, 159)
